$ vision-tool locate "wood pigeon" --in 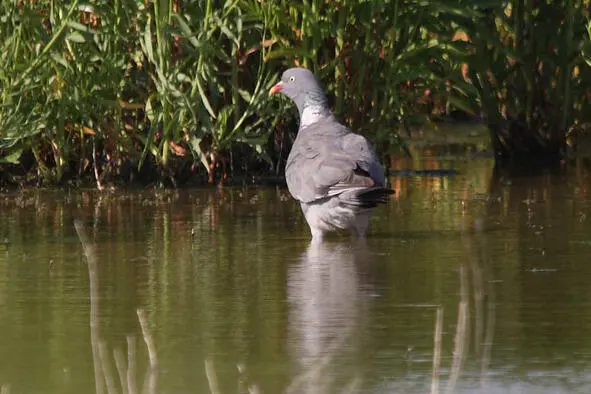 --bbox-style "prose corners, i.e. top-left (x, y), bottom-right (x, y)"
top-left (270, 68), bottom-right (394, 241)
